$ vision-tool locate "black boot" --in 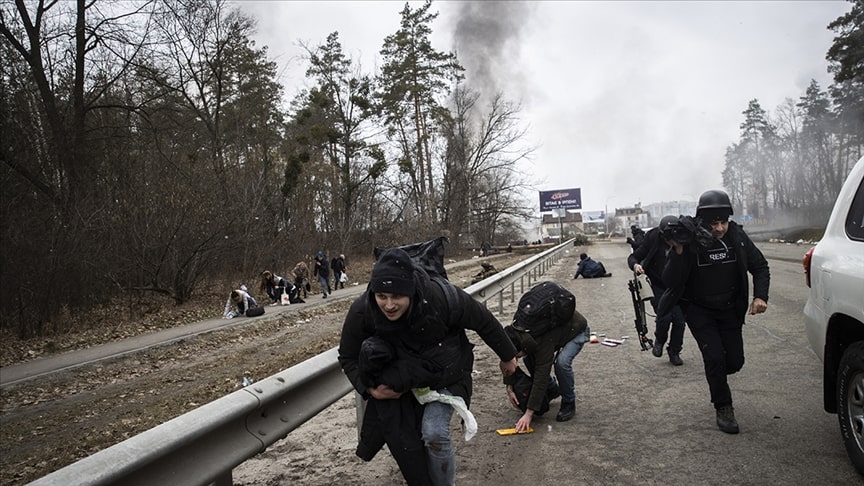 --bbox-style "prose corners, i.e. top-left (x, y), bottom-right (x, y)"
top-left (716, 405), bottom-right (739, 434)
top-left (668, 350), bottom-right (683, 366)
top-left (652, 341), bottom-right (664, 358)
top-left (556, 401), bottom-right (575, 422)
